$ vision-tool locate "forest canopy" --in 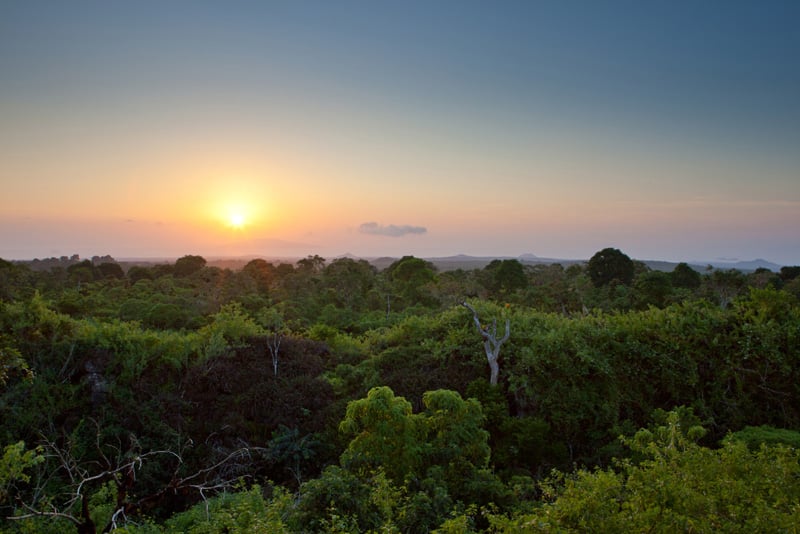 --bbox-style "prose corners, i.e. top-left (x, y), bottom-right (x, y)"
top-left (1, 252), bottom-right (799, 532)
